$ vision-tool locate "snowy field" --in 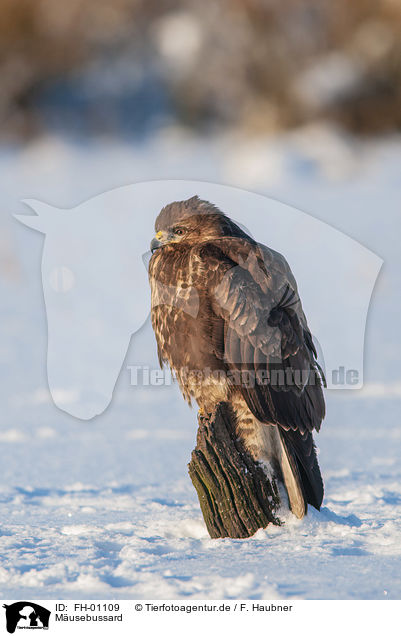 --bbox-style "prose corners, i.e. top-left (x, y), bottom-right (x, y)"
top-left (1, 126), bottom-right (400, 599)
